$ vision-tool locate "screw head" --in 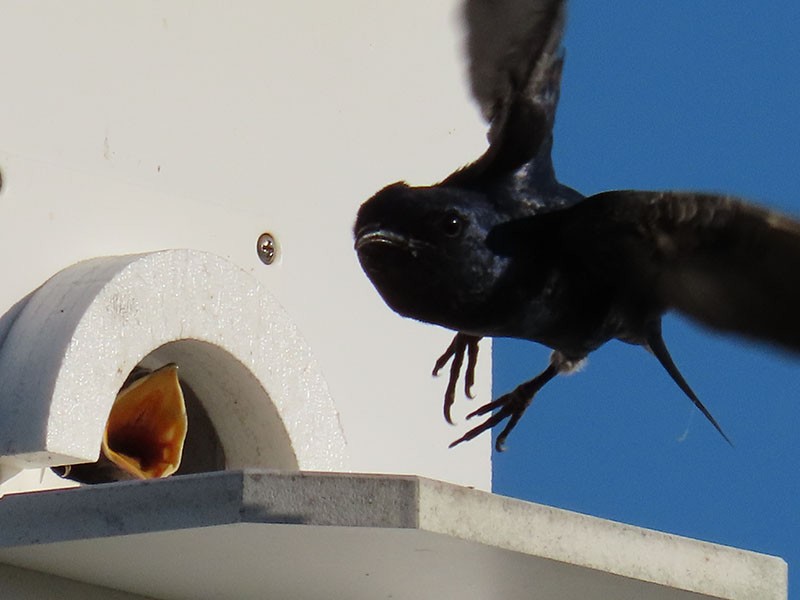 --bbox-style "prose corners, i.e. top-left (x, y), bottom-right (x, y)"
top-left (256, 232), bottom-right (278, 265)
